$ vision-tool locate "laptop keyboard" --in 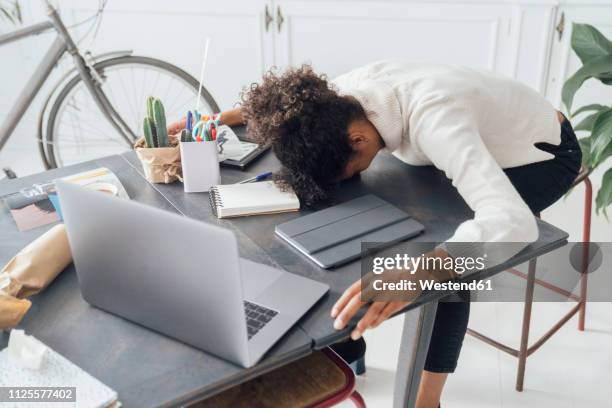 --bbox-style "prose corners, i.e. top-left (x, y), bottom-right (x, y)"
top-left (244, 301), bottom-right (278, 340)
